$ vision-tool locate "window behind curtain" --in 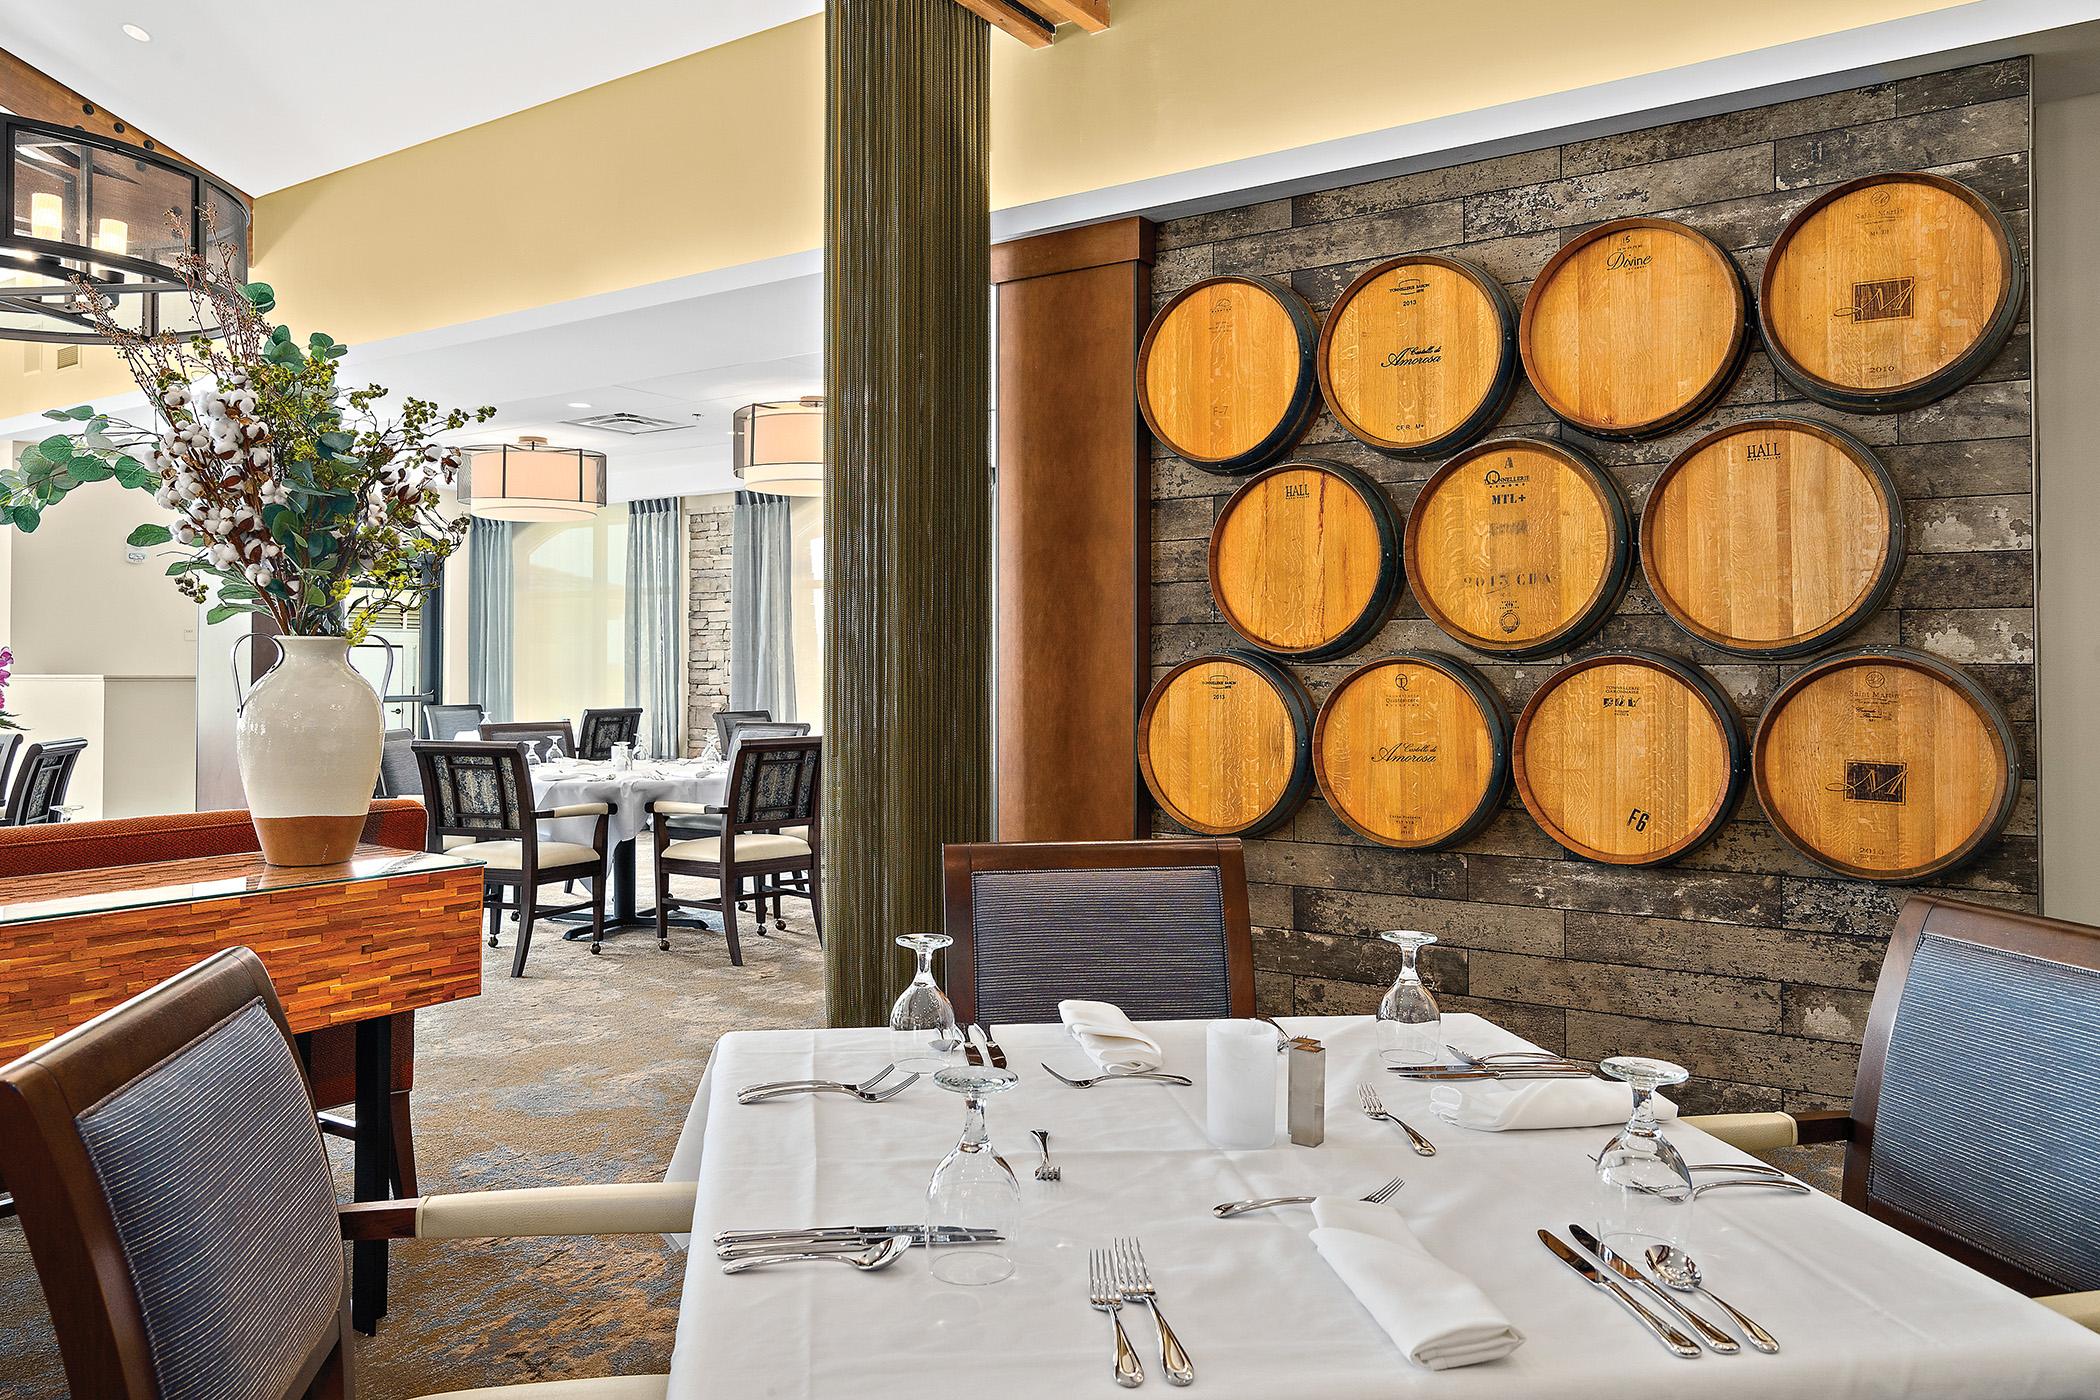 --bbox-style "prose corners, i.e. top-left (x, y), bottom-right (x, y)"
top-left (511, 504), bottom-right (629, 724)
